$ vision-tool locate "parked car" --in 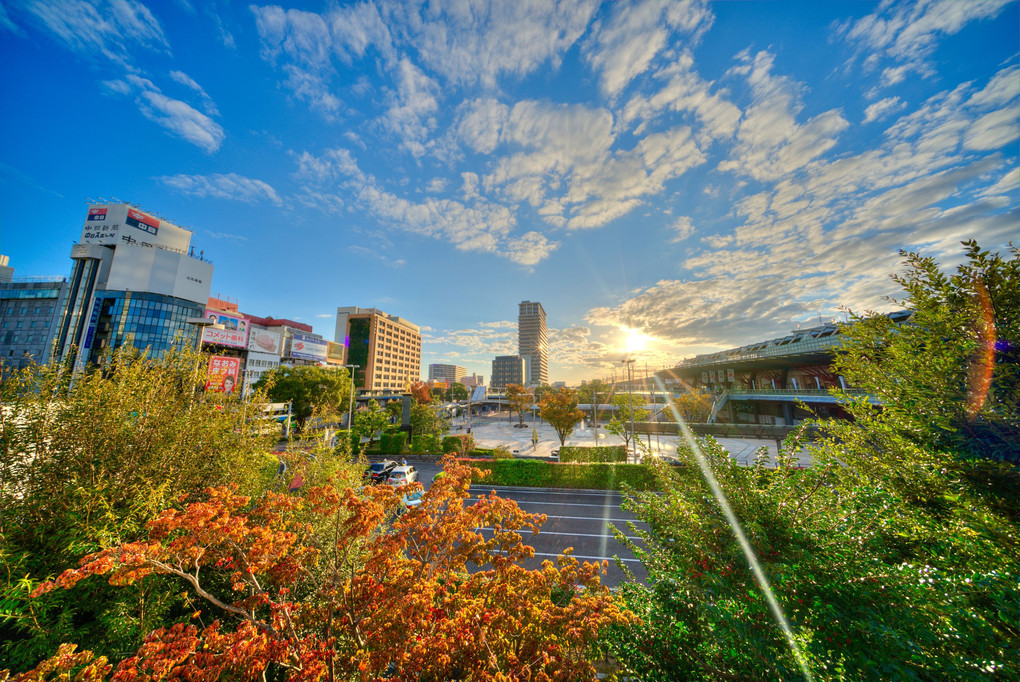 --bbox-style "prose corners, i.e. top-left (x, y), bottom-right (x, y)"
top-left (400, 490), bottom-right (424, 512)
top-left (366, 460), bottom-right (398, 484)
top-left (385, 465), bottom-right (419, 487)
